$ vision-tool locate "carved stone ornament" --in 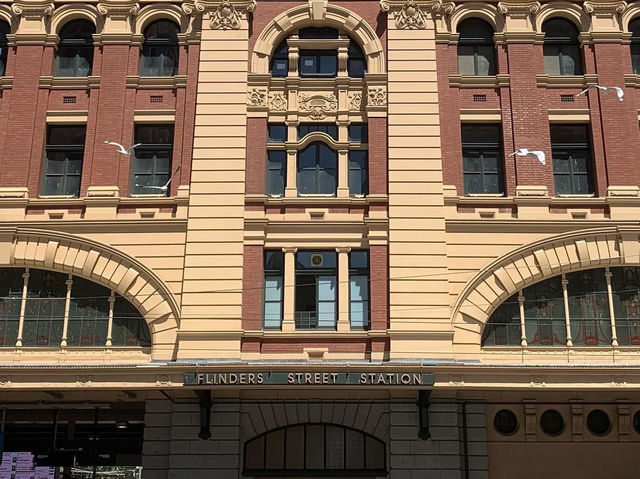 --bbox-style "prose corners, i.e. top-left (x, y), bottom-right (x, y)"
top-left (11, 1), bottom-right (55, 18)
top-left (497, 1), bottom-right (541, 15)
top-left (367, 87), bottom-right (387, 107)
top-left (380, 0), bottom-right (453, 29)
top-left (583, 1), bottom-right (627, 14)
top-left (248, 88), bottom-right (268, 107)
top-left (348, 92), bottom-right (363, 111)
top-left (269, 92), bottom-right (287, 111)
top-left (96, 1), bottom-right (140, 18)
top-left (210, 0), bottom-right (256, 29)
top-left (299, 94), bottom-right (338, 120)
